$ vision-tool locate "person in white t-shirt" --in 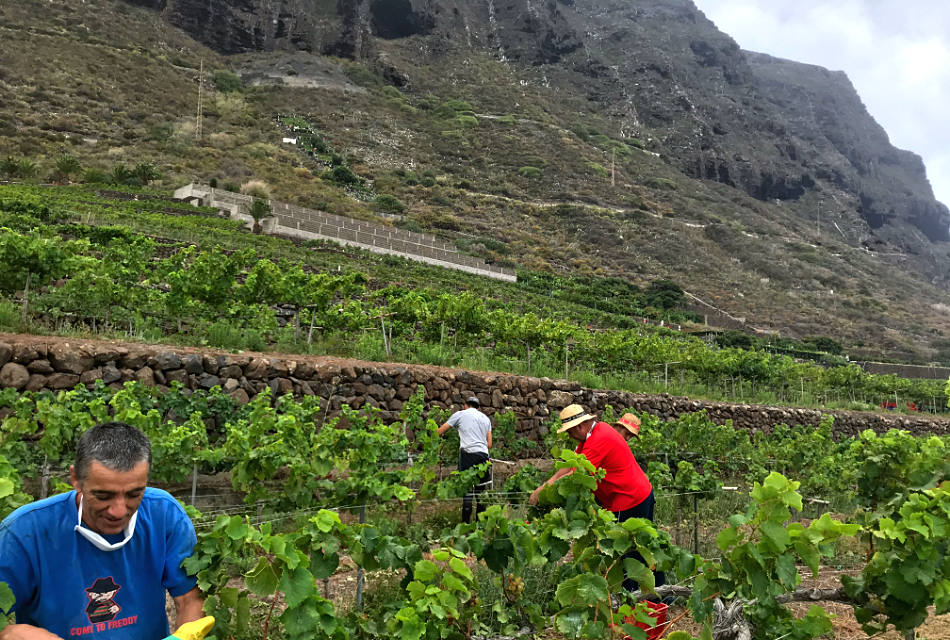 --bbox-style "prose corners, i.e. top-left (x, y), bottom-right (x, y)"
top-left (437, 396), bottom-right (493, 523)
